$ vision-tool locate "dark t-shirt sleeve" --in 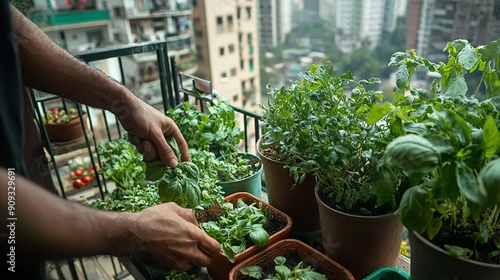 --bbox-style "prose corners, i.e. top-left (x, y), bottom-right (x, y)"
top-left (0, 1), bottom-right (27, 175)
